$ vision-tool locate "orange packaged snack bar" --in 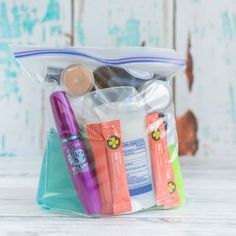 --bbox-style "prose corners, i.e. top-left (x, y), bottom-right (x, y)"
top-left (86, 123), bottom-right (113, 214)
top-left (101, 120), bottom-right (132, 215)
top-left (146, 112), bottom-right (180, 208)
